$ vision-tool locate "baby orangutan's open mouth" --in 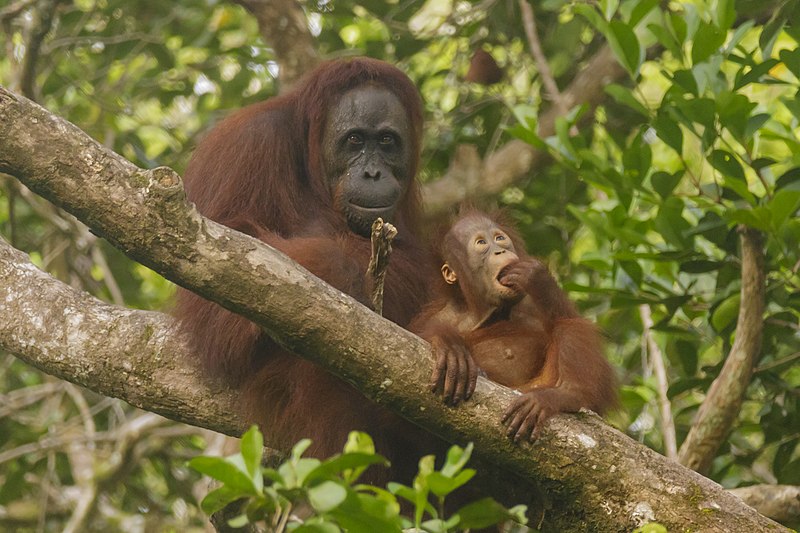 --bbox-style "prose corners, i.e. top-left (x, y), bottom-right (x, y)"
top-left (497, 264), bottom-right (513, 283)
